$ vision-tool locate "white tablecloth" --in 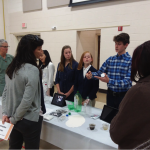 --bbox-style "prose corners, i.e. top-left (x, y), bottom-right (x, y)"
top-left (0, 97), bottom-right (2, 119)
top-left (0, 96), bottom-right (117, 149)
